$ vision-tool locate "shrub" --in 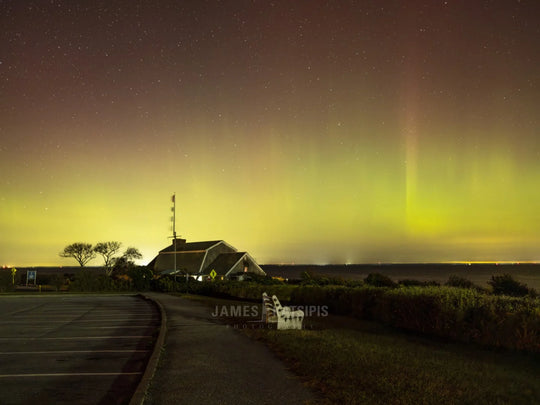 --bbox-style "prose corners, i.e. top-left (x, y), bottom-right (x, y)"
top-left (445, 275), bottom-right (480, 290)
top-left (127, 266), bottom-right (153, 291)
top-left (364, 273), bottom-right (397, 288)
top-left (291, 285), bottom-right (353, 315)
top-left (50, 274), bottom-right (66, 291)
top-left (344, 279), bottom-right (365, 288)
top-left (488, 274), bottom-right (530, 297)
top-left (0, 270), bottom-right (15, 292)
top-left (399, 279), bottom-right (440, 287)
top-left (349, 286), bottom-right (386, 319)
top-left (69, 271), bottom-right (132, 292)
top-left (247, 273), bottom-right (284, 285)
top-left (154, 275), bottom-right (188, 292)
top-left (36, 274), bottom-right (51, 285)
top-left (300, 271), bottom-right (348, 286)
